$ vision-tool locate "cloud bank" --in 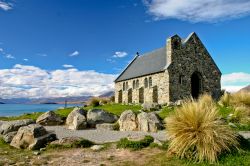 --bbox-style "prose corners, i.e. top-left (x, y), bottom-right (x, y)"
top-left (221, 72), bottom-right (250, 92)
top-left (69, 51), bottom-right (79, 57)
top-left (0, 1), bottom-right (12, 11)
top-left (144, 0), bottom-right (250, 22)
top-left (0, 64), bottom-right (116, 99)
